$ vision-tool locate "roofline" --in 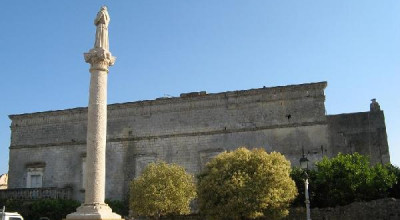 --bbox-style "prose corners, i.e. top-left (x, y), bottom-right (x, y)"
top-left (328, 110), bottom-right (383, 117)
